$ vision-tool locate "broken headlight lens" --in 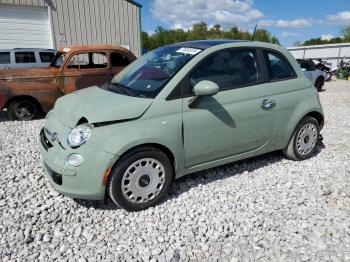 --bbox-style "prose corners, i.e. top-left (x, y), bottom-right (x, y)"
top-left (67, 124), bottom-right (93, 148)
